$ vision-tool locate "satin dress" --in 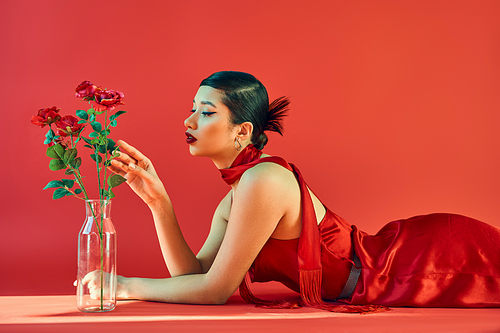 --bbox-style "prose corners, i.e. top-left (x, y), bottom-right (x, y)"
top-left (221, 146), bottom-right (500, 308)
top-left (250, 210), bottom-right (500, 307)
